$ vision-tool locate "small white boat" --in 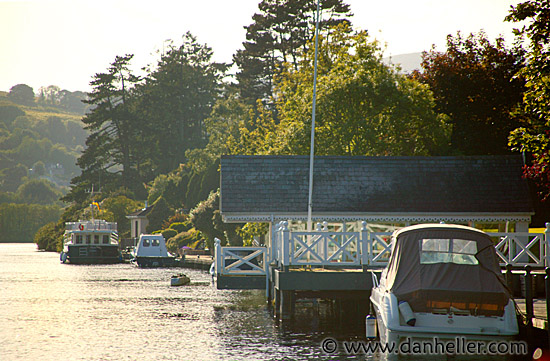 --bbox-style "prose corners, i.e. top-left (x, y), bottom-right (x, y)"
top-left (370, 224), bottom-right (518, 345)
top-left (131, 234), bottom-right (184, 268)
top-left (170, 274), bottom-right (190, 286)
